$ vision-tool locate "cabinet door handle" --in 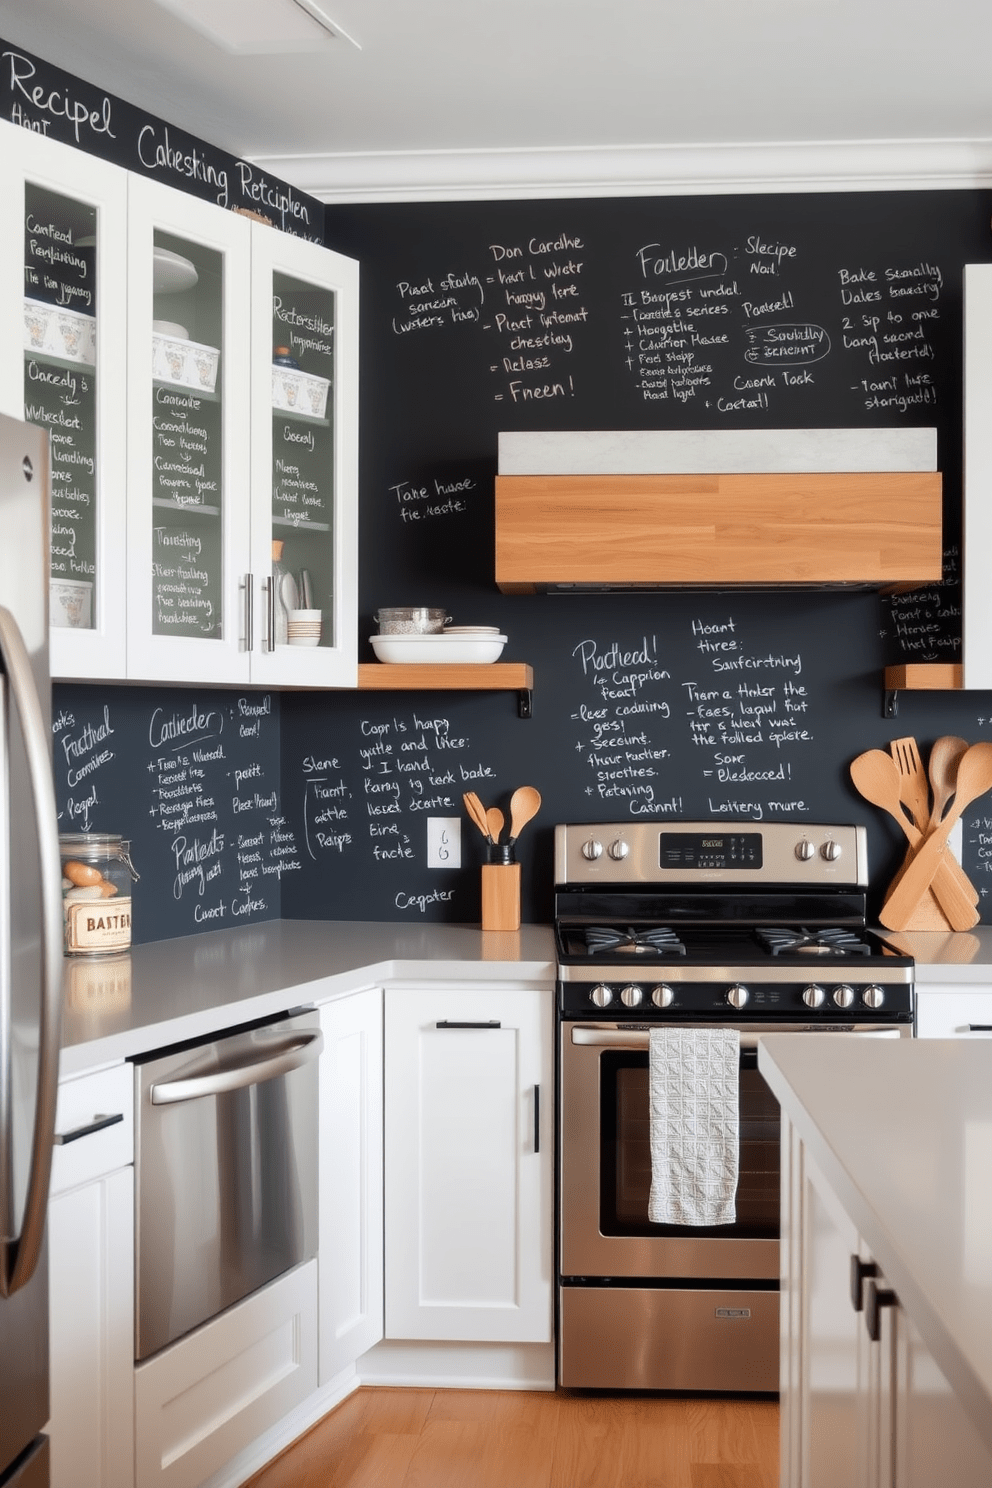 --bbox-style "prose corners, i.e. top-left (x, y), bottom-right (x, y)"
top-left (865, 1278), bottom-right (898, 1342)
top-left (265, 576), bottom-right (275, 652)
top-left (243, 572), bottom-right (254, 652)
top-left (435, 1020), bottom-right (502, 1030)
top-left (54, 1112), bottom-right (124, 1146)
top-left (533, 1083), bottom-right (540, 1155)
top-left (850, 1254), bottom-right (879, 1311)
top-left (967, 1024), bottom-right (992, 1032)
